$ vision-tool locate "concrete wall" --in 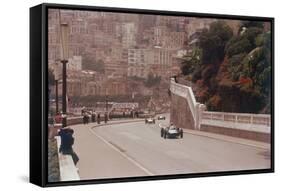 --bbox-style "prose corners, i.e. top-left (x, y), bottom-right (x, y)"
top-left (67, 117), bottom-right (83, 126)
top-left (200, 124), bottom-right (270, 143)
top-left (169, 78), bottom-right (271, 143)
top-left (170, 93), bottom-right (195, 129)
